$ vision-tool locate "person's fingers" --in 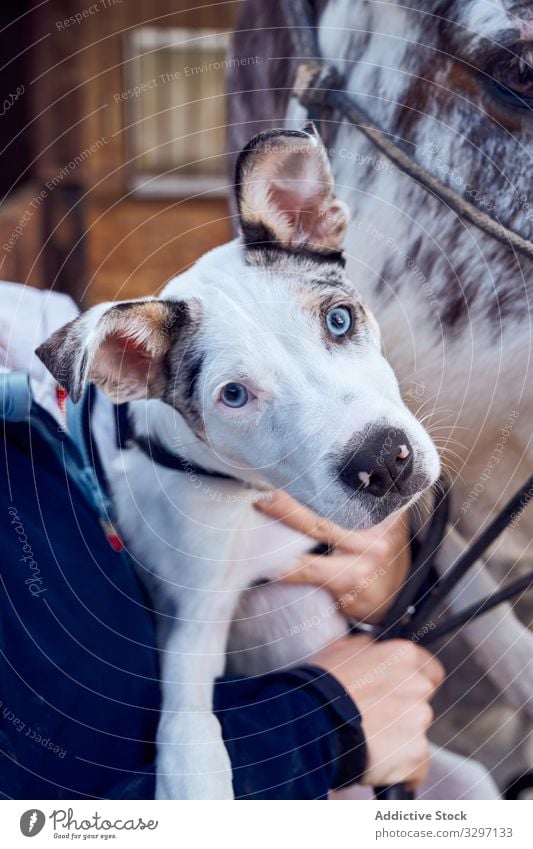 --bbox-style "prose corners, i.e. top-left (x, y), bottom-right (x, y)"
top-left (404, 744), bottom-right (431, 789)
top-left (406, 725), bottom-right (432, 785)
top-left (396, 642), bottom-right (445, 688)
top-left (363, 722), bottom-right (430, 788)
top-left (279, 550), bottom-right (375, 589)
top-left (256, 493), bottom-right (412, 580)
top-left (375, 642), bottom-right (445, 695)
top-left (280, 552), bottom-right (340, 585)
top-left (281, 551), bottom-right (407, 623)
top-left (254, 490), bottom-right (366, 549)
top-left (418, 652), bottom-right (445, 689)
